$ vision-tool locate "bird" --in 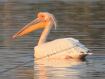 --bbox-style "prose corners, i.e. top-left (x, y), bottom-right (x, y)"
top-left (12, 12), bottom-right (92, 59)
